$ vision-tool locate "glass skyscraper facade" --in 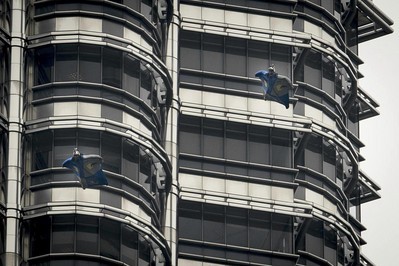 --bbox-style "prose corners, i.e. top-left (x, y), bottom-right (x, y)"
top-left (0, 0), bottom-right (393, 265)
